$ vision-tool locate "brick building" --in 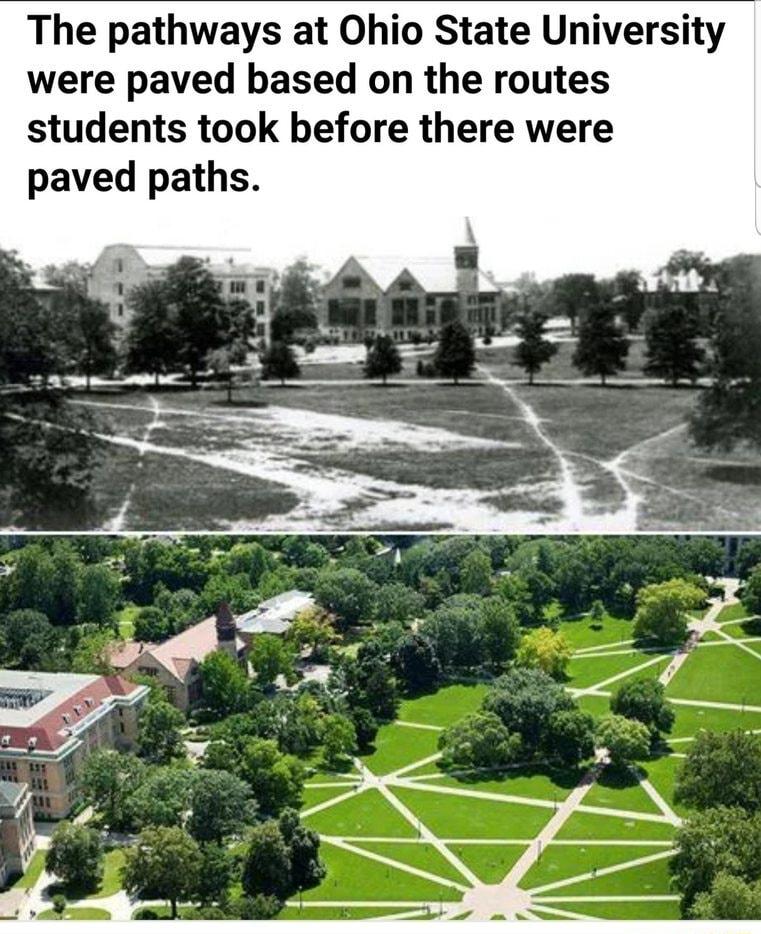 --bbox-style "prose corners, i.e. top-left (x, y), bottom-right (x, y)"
top-left (108, 607), bottom-right (246, 713)
top-left (0, 781), bottom-right (34, 886)
top-left (87, 244), bottom-right (276, 345)
top-left (0, 671), bottom-right (147, 821)
top-left (319, 219), bottom-right (503, 343)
